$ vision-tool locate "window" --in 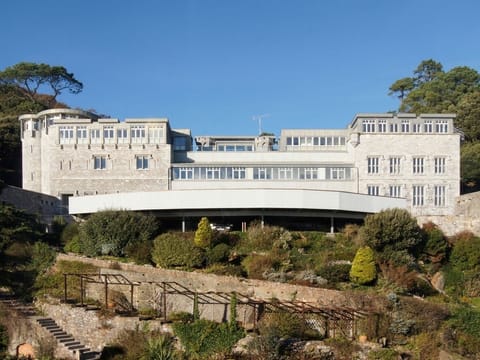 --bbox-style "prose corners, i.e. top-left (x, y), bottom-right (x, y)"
top-left (173, 136), bottom-right (188, 151)
top-left (254, 167), bottom-right (271, 180)
top-left (131, 126), bottom-right (146, 143)
top-left (424, 120), bottom-right (433, 133)
top-left (413, 157), bottom-right (424, 174)
top-left (303, 168), bottom-right (318, 180)
top-left (329, 167), bottom-right (346, 180)
top-left (176, 167), bottom-right (193, 179)
top-left (232, 167), bottom-right (246, 179)
top-left (389, 123), bottom-right (398, 132)
top-left (90, 129), bottom-right (101, 144)
top-left (389, 185), bottom-right (402, 198)
top-left (367, 157), bottom-right (380, 174)
top-left (378, 120), bottom-right (387, 133)
top-left (93, 156), bottom-right (106, 170)
top-left (149, 127), bottom-right (163, 144)
top-left (434, 185), bottom-right (446, 206)
top-left (117, 128), bottom-right (128, 143)
top-left (401, 120), bottom-right (410, 133)
top-left (59, 126), bottom-right (74, 144)
top-left (434, 157), bottom-right (446, 174)
top-left (412, 185), bottom-right (424, 206)
top-left (435, 120), bottom-right (448, 133)
top-left (367, 185), bottom-right (380, 196)
top-left (136, 155), bottom-right (149, 170)
top-left (412, 123), bottom-right (422, 133)
top-left (389, 157), bottom-right (401, 174)
top-left (103, 126), bottom-right (115, 143)
top-left (278, 167), bottom-right (293, 180)
top-left (77, 126), bottom-right (88, 144)
top-left (362, 120), bottom-right (375, 133)
top-left (207, 167), bottom-right (221, 179)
